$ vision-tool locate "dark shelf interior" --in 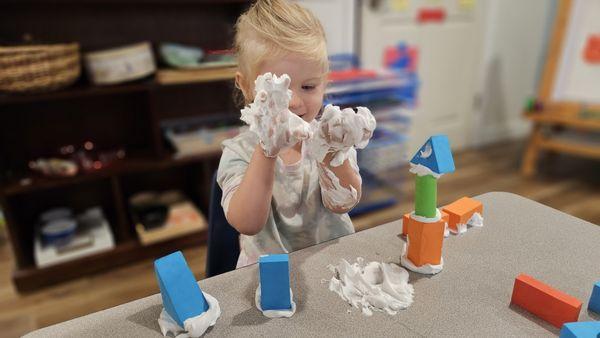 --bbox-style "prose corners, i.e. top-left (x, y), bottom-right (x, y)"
top-left (0, 0), bottom-right (249, 291)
